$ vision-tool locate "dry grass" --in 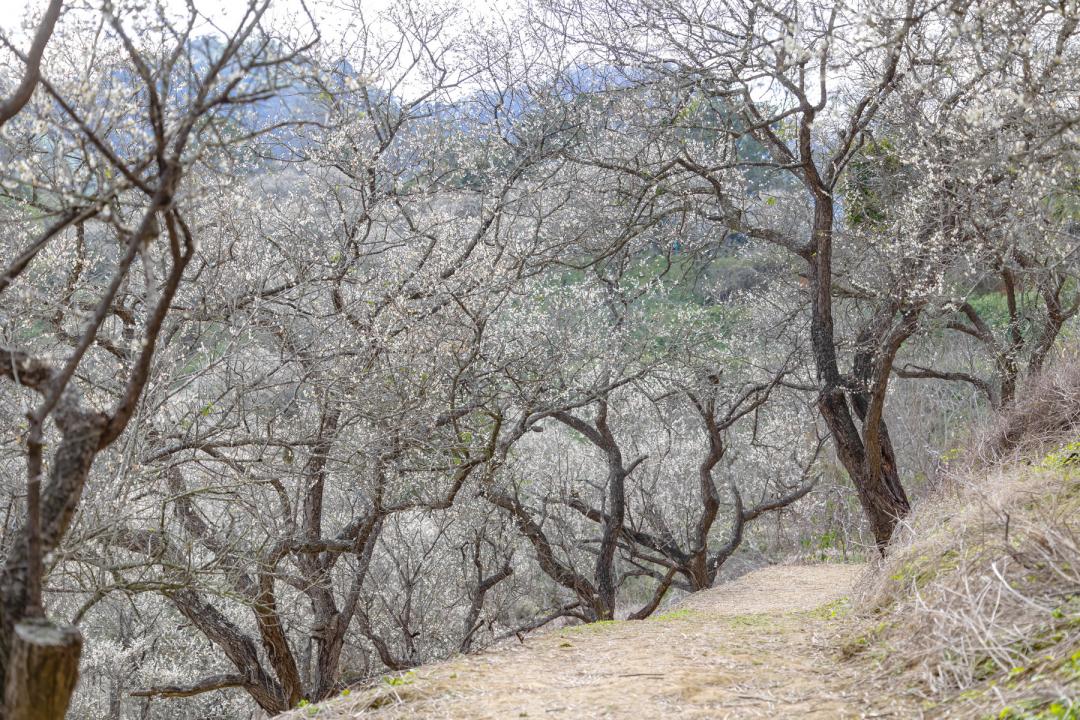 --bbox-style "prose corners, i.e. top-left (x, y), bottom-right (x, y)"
top-left (275, 355), bottom-right (1080, 720)
top-left (972, 347), bottom-right (1080, 466)
top-left (846, 356), bottom-right (1080, 719)
top-left (276, 565), bottom-right (898, 720)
